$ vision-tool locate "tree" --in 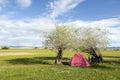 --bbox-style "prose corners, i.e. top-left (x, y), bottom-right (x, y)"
top-left (43, 25), bottom-right (77, 64)
top-left (77, 27), bottom-right (109, 63)
top-left (43, 25), bottom-right (109, 64)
